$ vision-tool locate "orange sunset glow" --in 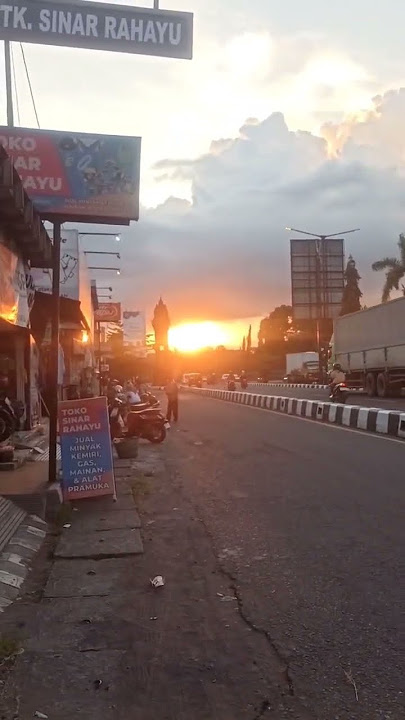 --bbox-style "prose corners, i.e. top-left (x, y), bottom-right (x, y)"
top-left (169, 322), bottom-right (228, 352)
top-left (168, 319), bottom-right (260, 352)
